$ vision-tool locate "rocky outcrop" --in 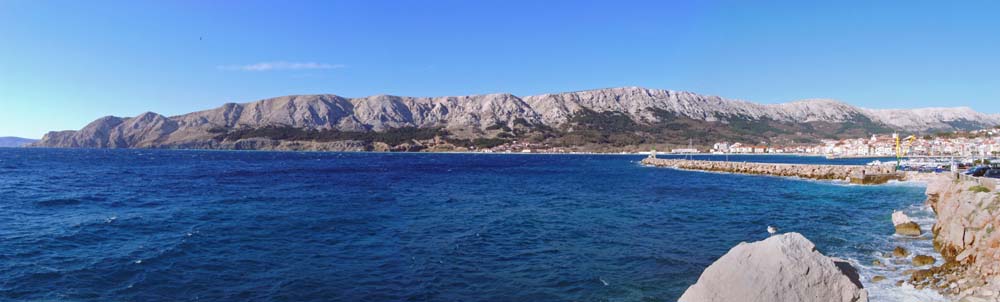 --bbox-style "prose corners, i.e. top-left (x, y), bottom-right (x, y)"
top-left (38, 116), bottom-right (125, 148)
top-left (893, 246), bottom-right (910, 258)
top-left (913, 255), bottom-right (936, 266)
top-left (921, 175), bottom-right (1000, 299)
top-left (640, 158), bottom-right (900, 184)
top-left (679, 232), bottom-right (868, 302)
top-left (30, 87), bottom-right (1000, 150)
top-left (891, 211), bottom-right (921, 237)
top-left (895, 222), bottom-right (923, 236)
